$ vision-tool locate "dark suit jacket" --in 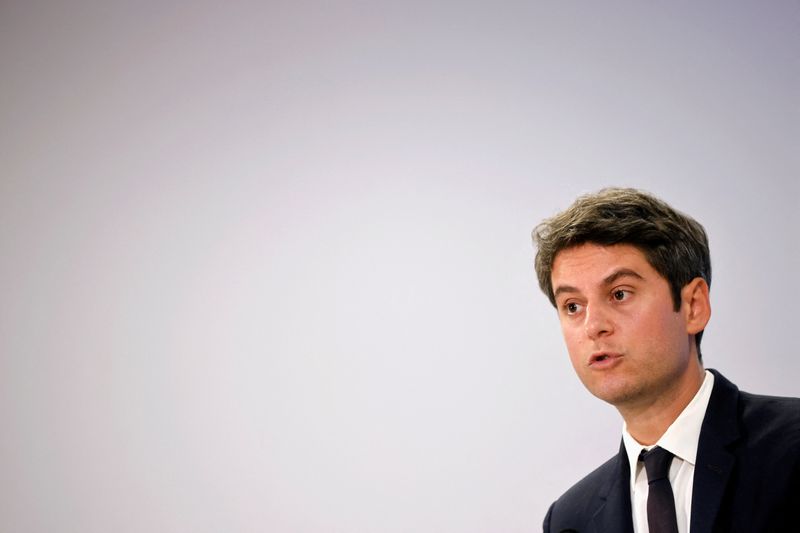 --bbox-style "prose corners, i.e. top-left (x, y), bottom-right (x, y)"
top-left (543, 369), bottom-right (800, 533)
